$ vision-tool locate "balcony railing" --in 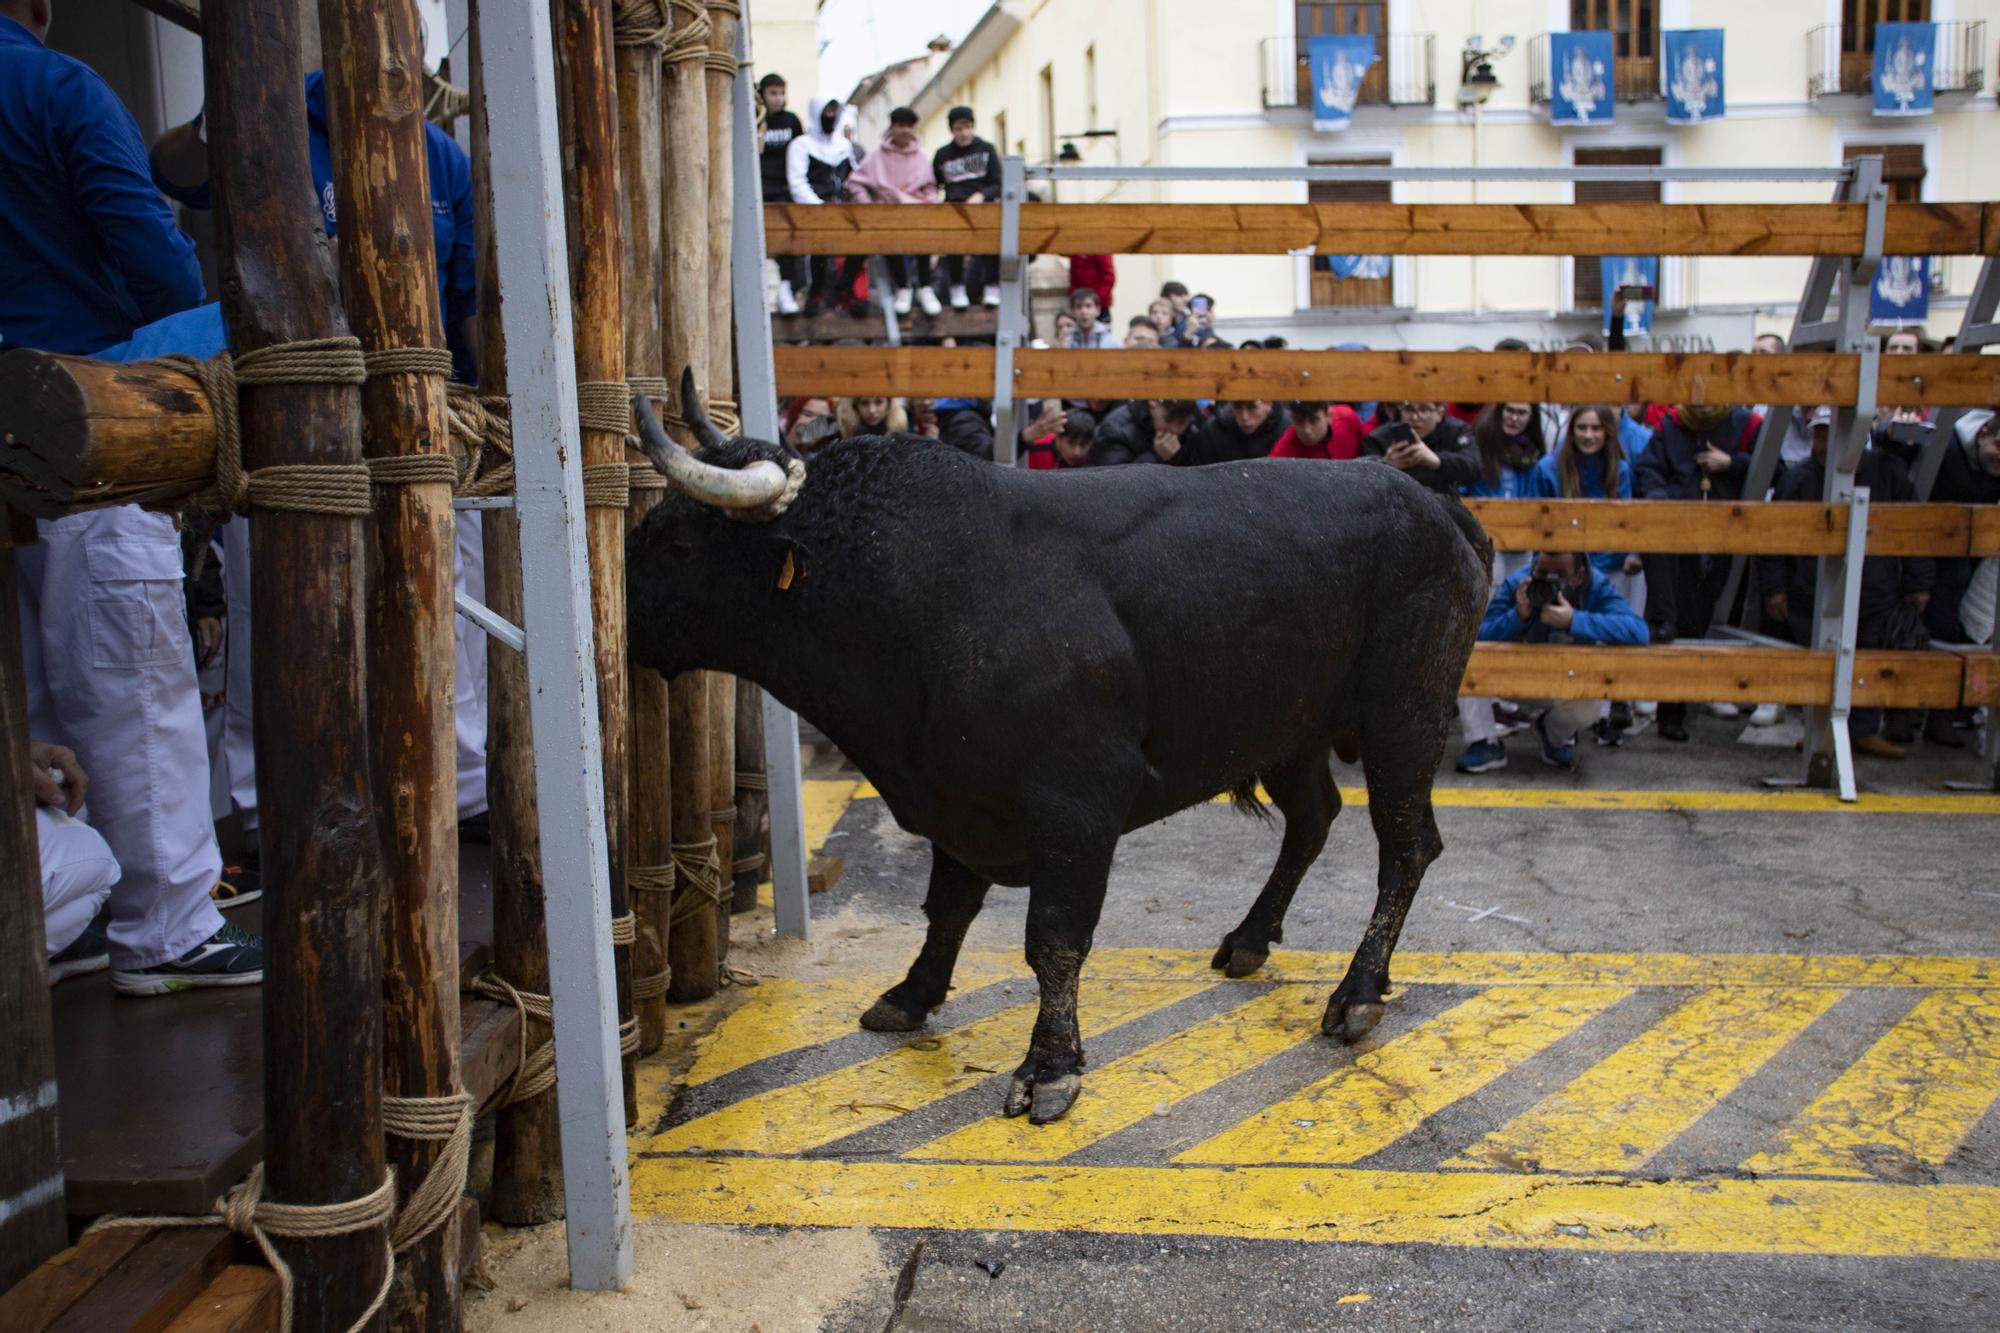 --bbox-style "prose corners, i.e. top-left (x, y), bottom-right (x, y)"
top-left (1808, 21), bottom-right (1986, 98)
top-left (1527, 33), bottom-right (1665, 106)
top-left (1260, 33), bottom-right (1437, 112)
